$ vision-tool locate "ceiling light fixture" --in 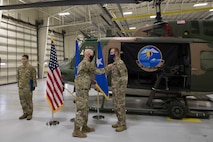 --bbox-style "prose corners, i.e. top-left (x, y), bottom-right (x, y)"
top-left (123, 12), bottom-right (133, 15)
top-left (150, 15), bottom-right (156, 19)
top-left (19, 0), bottom-right (26, 3)
top-left (193, 3), bottom-right (208, 7)
top-left (129, 27), bottom-right (136, 30)
top-left (209, 9), bottom-right (213, 12)
top-left (58, 12), bottom-right (70, 16)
